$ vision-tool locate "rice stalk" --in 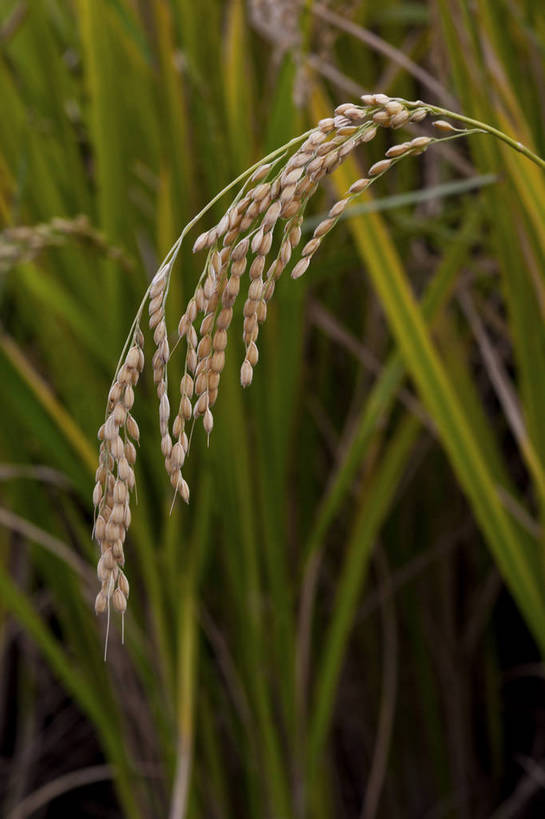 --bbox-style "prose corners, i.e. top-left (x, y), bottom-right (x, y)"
top-left (92, 91), bottom-right (545, 627)
top-left (0, 216), bottom-right (133, 275)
